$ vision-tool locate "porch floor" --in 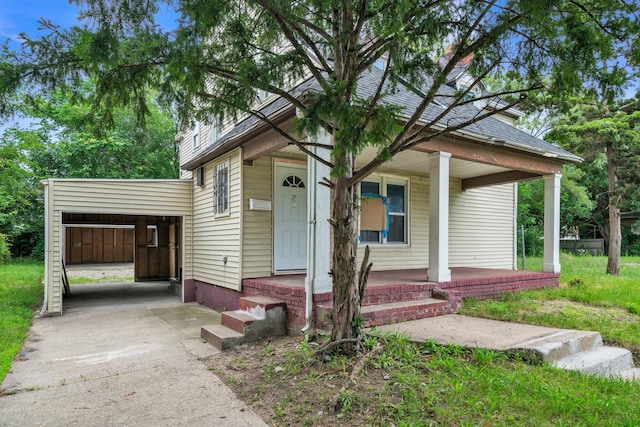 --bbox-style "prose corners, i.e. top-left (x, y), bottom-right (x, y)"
top-left (244, 267), bottom-right (558, 290)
